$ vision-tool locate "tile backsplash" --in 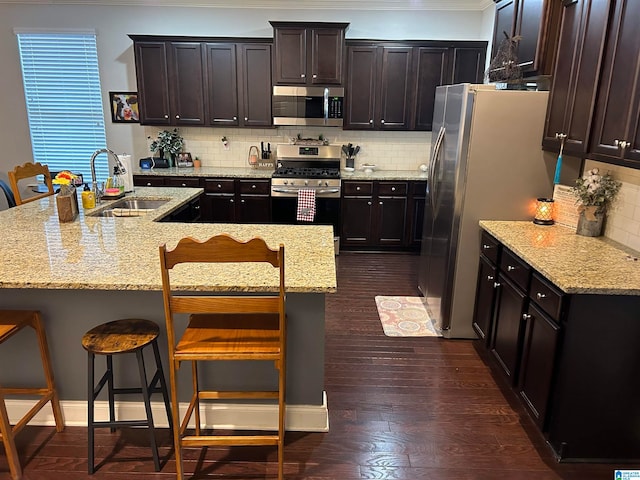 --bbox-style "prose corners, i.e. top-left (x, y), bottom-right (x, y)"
top-left (142, 126), bottom-right (432, 173)
top-left (584, 159), bottom-right (640, 252)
